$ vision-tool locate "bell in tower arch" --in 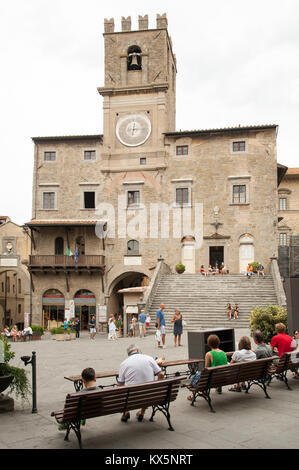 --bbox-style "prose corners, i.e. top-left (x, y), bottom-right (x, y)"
top-left (127, 45), bottom-right (142, 71)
